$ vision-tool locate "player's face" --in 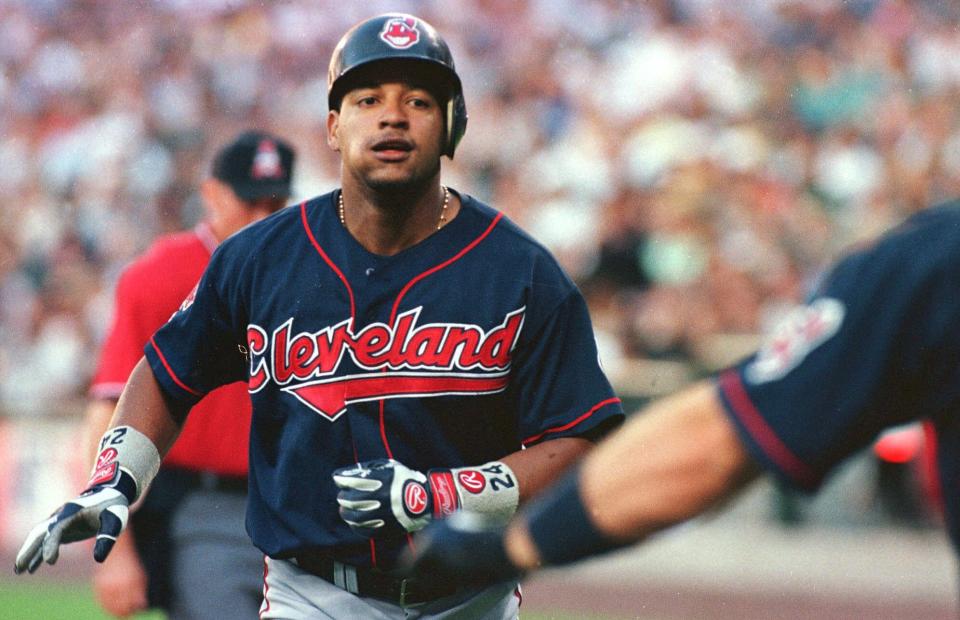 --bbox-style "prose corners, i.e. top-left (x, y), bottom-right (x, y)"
top-left (328, 80), bottom-right (445, 191)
